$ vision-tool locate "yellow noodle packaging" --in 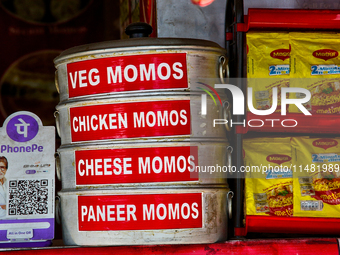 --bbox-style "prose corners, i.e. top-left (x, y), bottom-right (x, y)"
top-left (245, 136), bottom-right (340, 218)
top-left (244, 137), bottom-right (293, 217)
top-left (246, 32), bottom-right (290, 112)
top-left (290, 33), bottom-right (340, 114)
top-left (247, 32), bottom-right (340, 115)
top-left (292, 137), bottom-right (340, 217)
